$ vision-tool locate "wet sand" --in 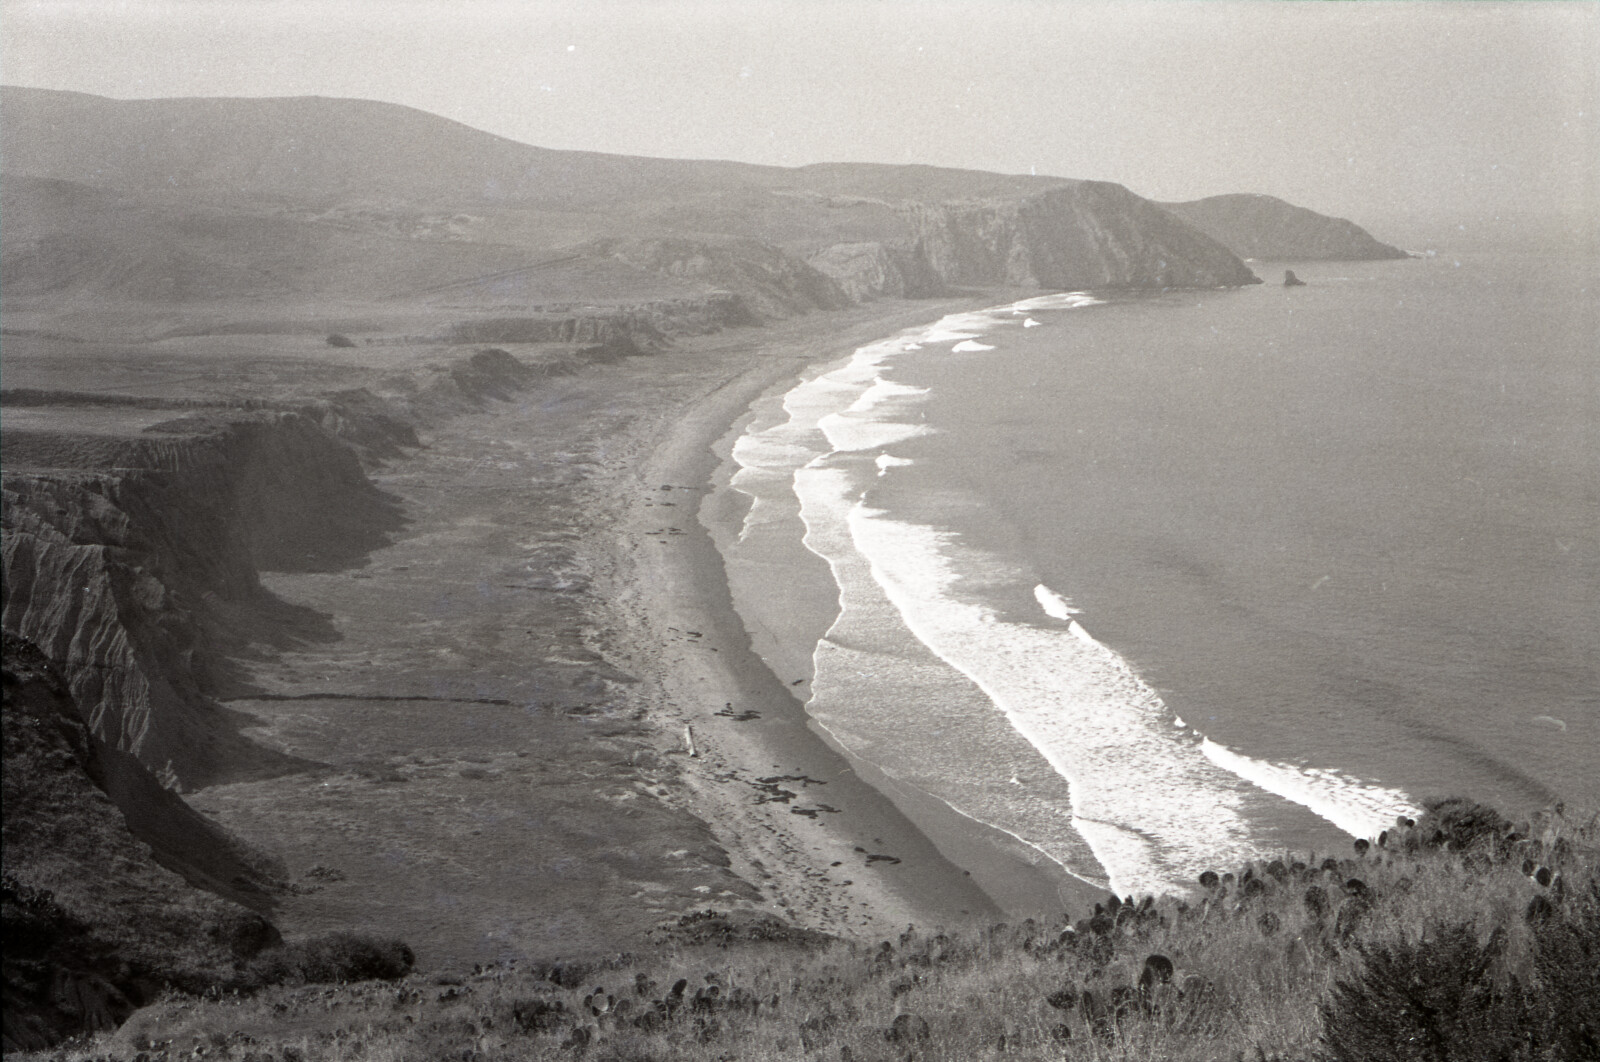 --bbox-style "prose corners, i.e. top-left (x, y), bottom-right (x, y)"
top-left (611, 303), bottom-right (1109, 931)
